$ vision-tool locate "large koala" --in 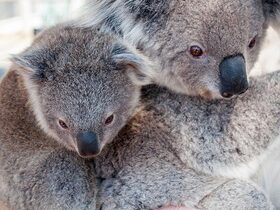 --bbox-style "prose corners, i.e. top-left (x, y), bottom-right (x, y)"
top-left (94, 70), bottom-right (280, 210)
top-left (80, 0), bottom-right (280, 99)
